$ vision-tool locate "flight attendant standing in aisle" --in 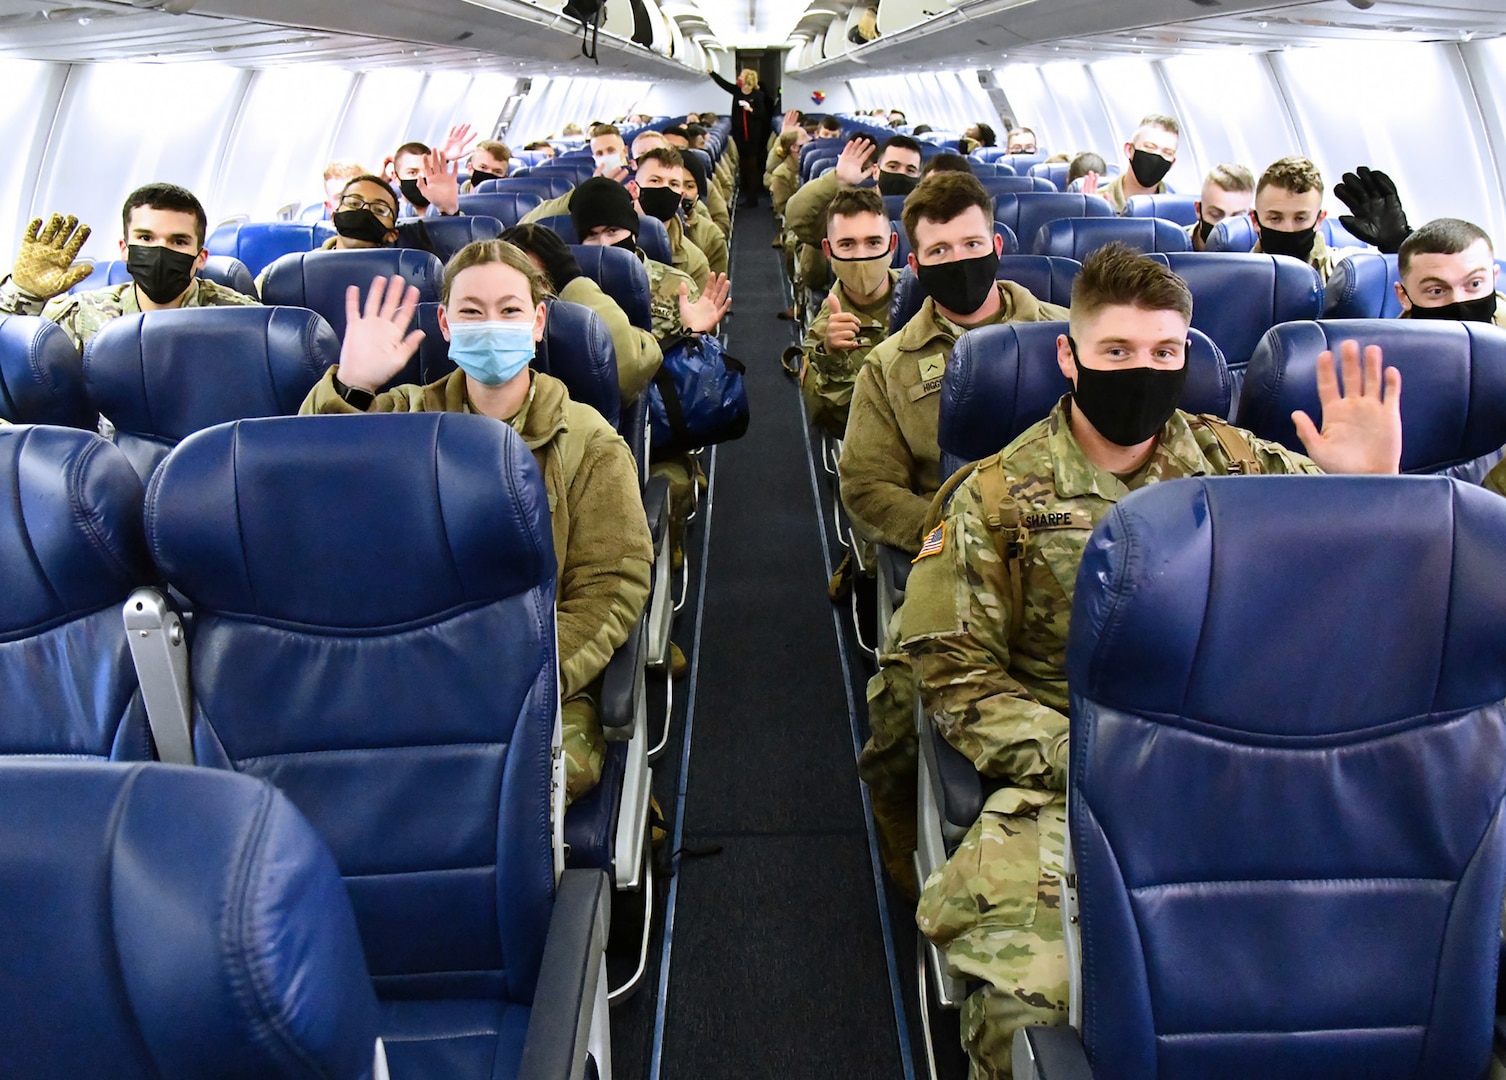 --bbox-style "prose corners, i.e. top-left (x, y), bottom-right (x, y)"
top-left (708, 66), bottom-right (775, 207)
